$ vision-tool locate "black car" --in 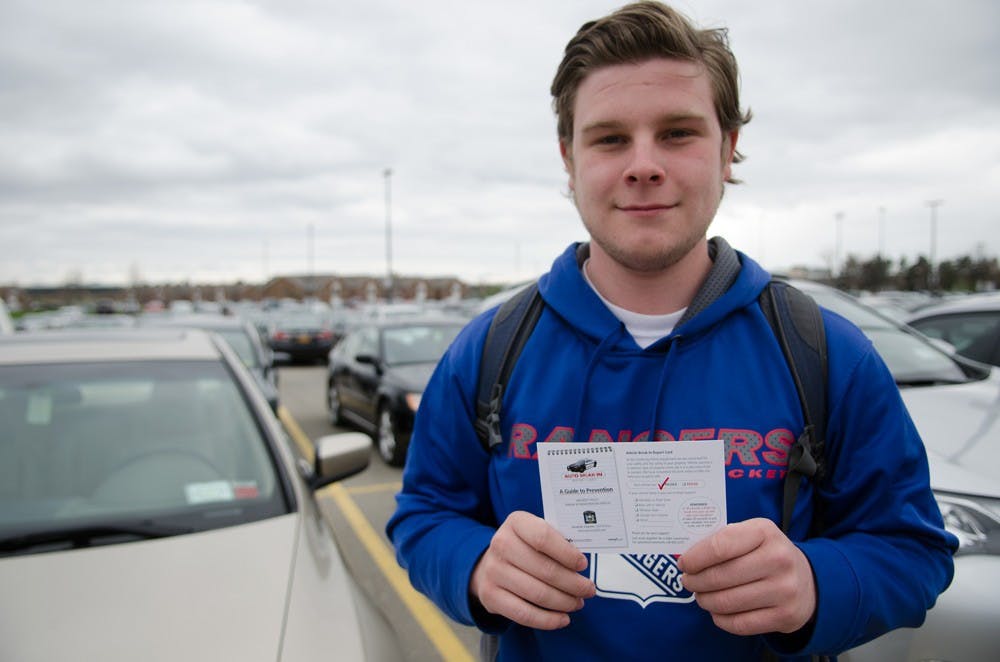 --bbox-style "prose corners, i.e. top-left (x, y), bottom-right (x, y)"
top-left (268, 309), bottom-right (339, 364)
top-left (326, 316), bottom-right (466, 465)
